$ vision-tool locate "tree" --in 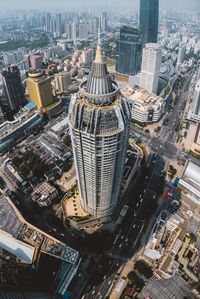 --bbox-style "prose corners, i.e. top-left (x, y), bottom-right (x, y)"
top-left (63, 135), bottom-right (71, 147)
top-left (134, 260), bottom-right (153, 279)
